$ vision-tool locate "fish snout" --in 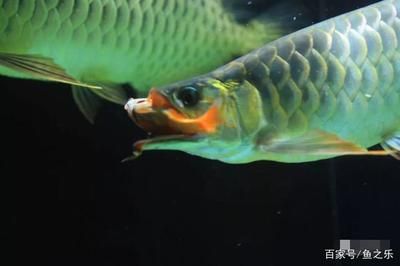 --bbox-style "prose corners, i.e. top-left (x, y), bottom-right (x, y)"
top-left (124, 97), bottom-right (174, 135)
top-left (125, 98), bottom-right (153, 115)
top-left (124, 98), bottom-right (154, 125)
